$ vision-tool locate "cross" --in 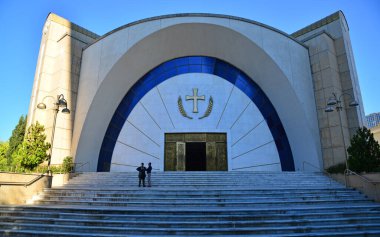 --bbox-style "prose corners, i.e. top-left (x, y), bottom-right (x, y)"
top-left (186, 88), bottom-right (205, 113)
